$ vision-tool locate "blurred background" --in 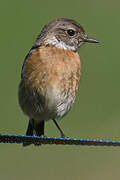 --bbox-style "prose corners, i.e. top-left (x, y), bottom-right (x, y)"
top-left (0, 0), bottom-right (120, 179)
